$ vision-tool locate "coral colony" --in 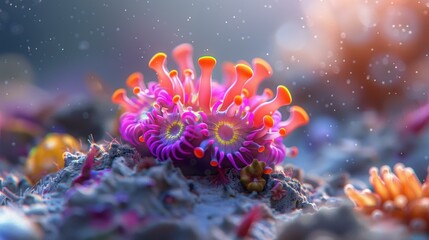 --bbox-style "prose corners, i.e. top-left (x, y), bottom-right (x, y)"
top-left (6, 49), bottom-right (429, 240)
top-left (112, 43), bottom-right (309, 174)
top-left (345, 164), bottom-right (429, 232)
